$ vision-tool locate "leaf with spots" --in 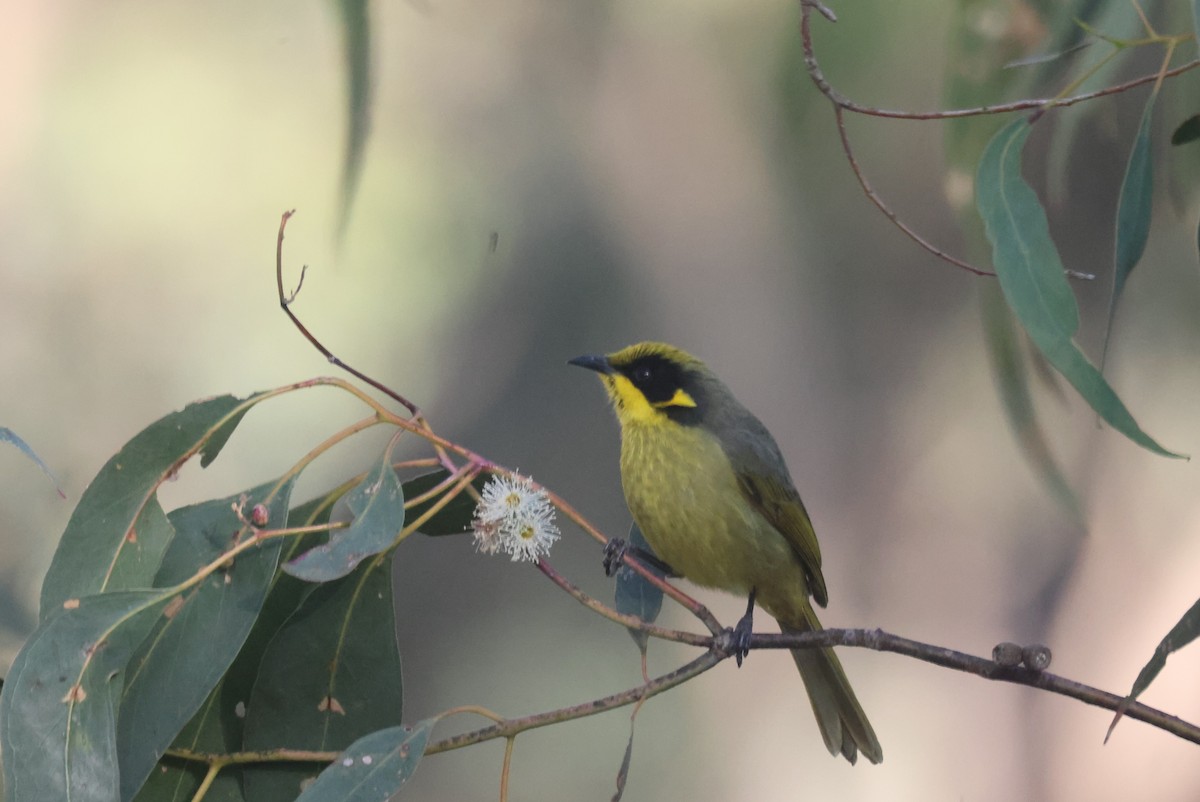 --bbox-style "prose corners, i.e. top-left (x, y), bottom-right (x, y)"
top-left (40, 393), bottom-right (268, 617)
top-left (293, 720), bottom-right (436, 802)
top-left (133, 493), bottom-right (338, 802)
top-left (0, 590), bottom-right (169, 802)
top-left (243, 552), bottom-right (402, 802)
top-left (116, 477), bottom-right (296, 800)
